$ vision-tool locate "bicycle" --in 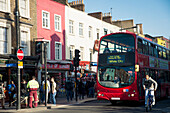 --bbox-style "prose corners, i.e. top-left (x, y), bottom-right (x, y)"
top-left (145, 89), bottom-right (153, 112)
